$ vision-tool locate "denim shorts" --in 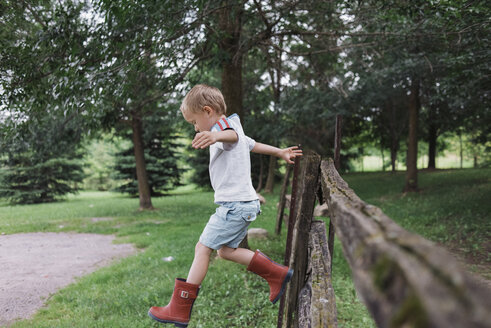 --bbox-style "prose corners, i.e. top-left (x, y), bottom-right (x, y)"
top-left (199, 200), bottom-right (261, 250)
